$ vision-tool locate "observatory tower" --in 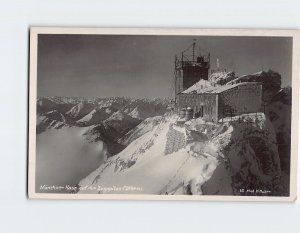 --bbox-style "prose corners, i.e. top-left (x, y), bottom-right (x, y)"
top-left (174, 41), bottom-right (210, 96)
